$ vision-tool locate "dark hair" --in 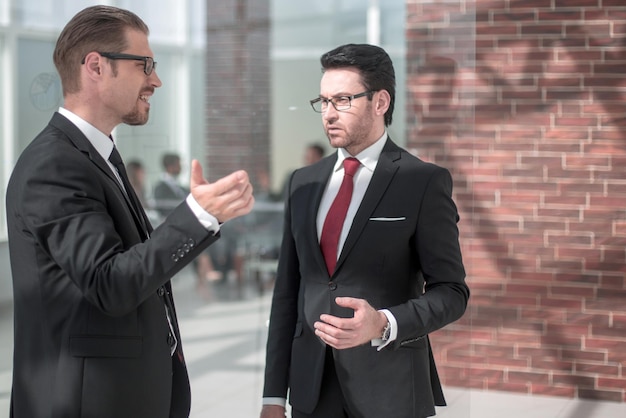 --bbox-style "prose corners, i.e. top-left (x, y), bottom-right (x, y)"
top-left (126, 159), bottom-right (144, 172)
top-left (320, 43), bottom-right (396, 126)
top-left (161, 153), bottom-right (180, 169)
top-left (53, 5), bottom-right (149, 95)
top-left (308, 142), bottom-right (325, 158)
